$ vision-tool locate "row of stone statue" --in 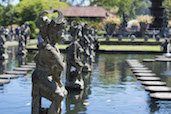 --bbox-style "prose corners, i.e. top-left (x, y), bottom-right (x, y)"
top-left (31, 10), bottom-right (99, 114)
top-left (0, 23), bottom-right (30, 61)
top-left (66, 21), bottom-right (99, 90)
